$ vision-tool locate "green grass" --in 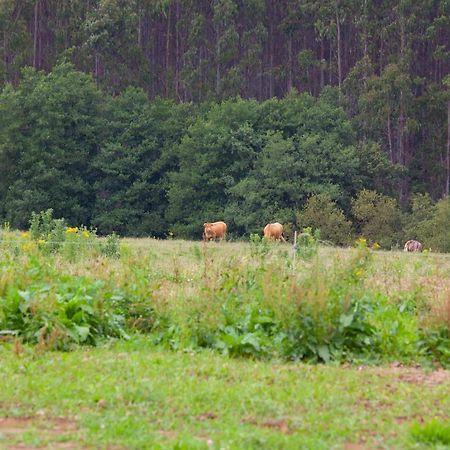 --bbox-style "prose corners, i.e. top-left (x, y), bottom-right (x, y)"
top-left (1, 234), bottom-right (450, 448)
top-left (1, 338), bottom-right (449, 449)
